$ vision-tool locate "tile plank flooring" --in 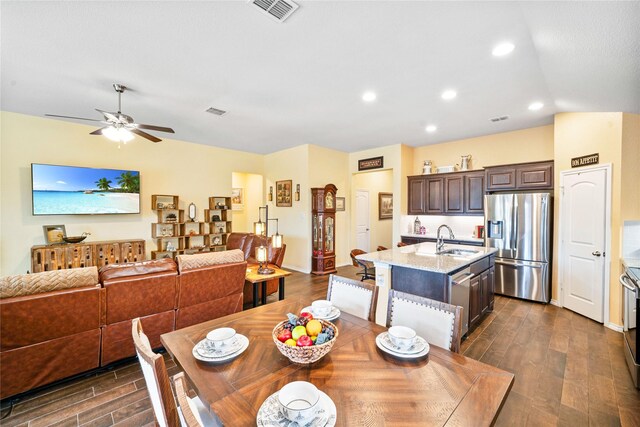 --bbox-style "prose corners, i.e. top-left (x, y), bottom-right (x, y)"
top-left (2, 265), bottom-right (638, 426)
